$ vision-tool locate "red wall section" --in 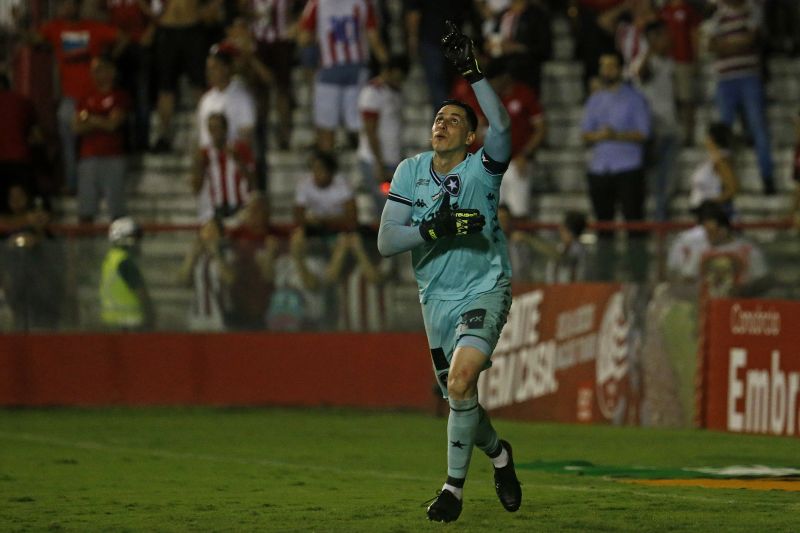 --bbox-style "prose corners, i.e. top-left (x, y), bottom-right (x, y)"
top-left (0, 333), bottom-right (434, 409)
